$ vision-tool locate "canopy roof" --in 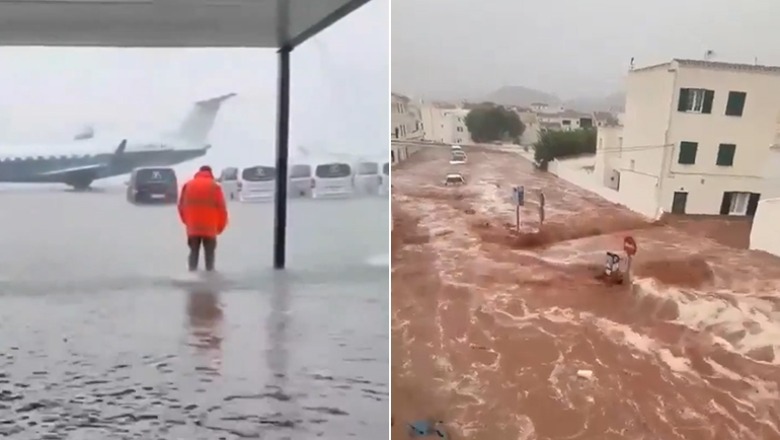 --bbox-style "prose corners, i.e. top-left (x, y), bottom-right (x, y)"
top-left (0, 0), bottom-right (370, 48)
